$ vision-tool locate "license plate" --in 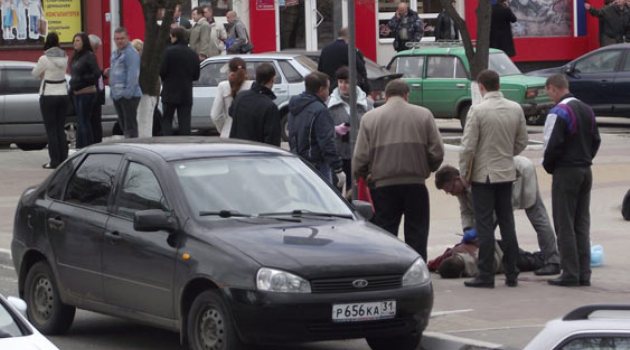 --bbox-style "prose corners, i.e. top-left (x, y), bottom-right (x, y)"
top-left (331, 300), bottom-right (396, 322)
